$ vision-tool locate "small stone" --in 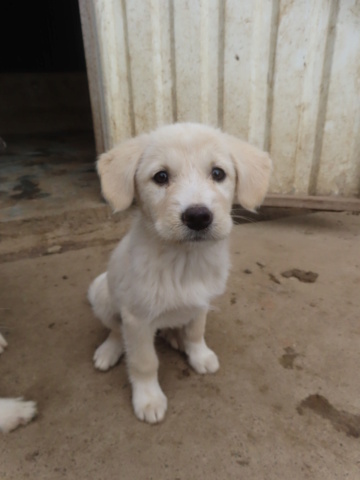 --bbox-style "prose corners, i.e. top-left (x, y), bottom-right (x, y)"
top-left (46, 245), bottom-right (62, 254)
